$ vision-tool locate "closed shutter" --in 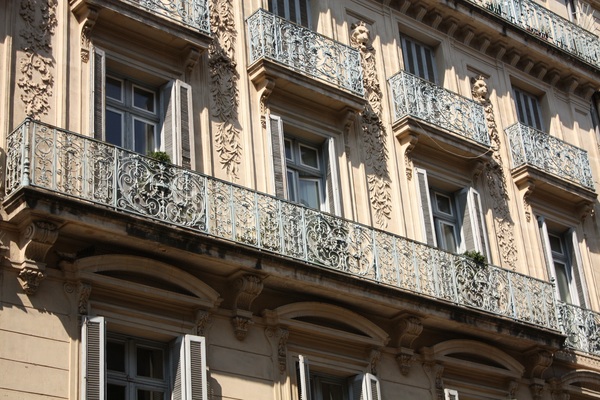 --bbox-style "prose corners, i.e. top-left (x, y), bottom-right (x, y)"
top-left (91, 48), bottom-right (106, 140)
top-left (81, 316), bottom-right (105, 400)
top-left (567, 229), bottom-right (588, 307)
top-left (352, 373), bottom-right (381, 400)
top-left (268, 115), bottom-right (287, 199)
top-left (162, 80), bottom-right (194, 168)
top-left (401, 36), bottom-right (437, 83)
top-left (171, 335), bottom-right (207, 400)
top-left (513, 88), bottom-right (543, 131)
top-left (415, 168), bottom-right (436, 246)
top-left (456, 187), bottom-right (489, 258)
top-left (298, 355), bottom-right (312, 400)
top-left (325, 137), bottom-right (341, 215)
top-left (537, 216), bottom-right (554, 279)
